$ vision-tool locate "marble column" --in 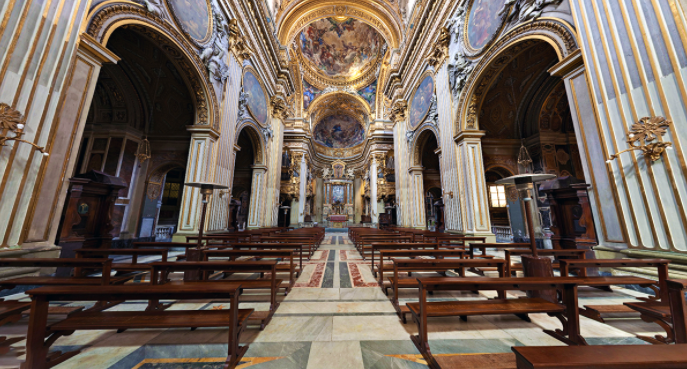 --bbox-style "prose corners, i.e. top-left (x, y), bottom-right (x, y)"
top-left (455, 131), bottom-right (493, 238)
top-left (248, 166), bottom-right (267, 229)
top-left (298, 155), bottom-right (308, 224)
top-left (370, 158), bottom-right (378, 224)
top-left (176, 127), bottom-right (219, 237)
top-left (408, 166), bottom-right (426, 228)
